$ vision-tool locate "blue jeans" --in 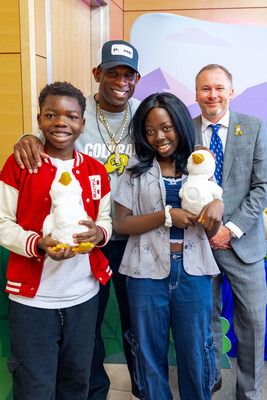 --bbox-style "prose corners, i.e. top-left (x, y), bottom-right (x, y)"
top-left (126, 253), bottom-right (215, 400)
top-left (8, 295), bottom-right (98, 400)
top-left (88, 240), bottom-right (139, 399)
